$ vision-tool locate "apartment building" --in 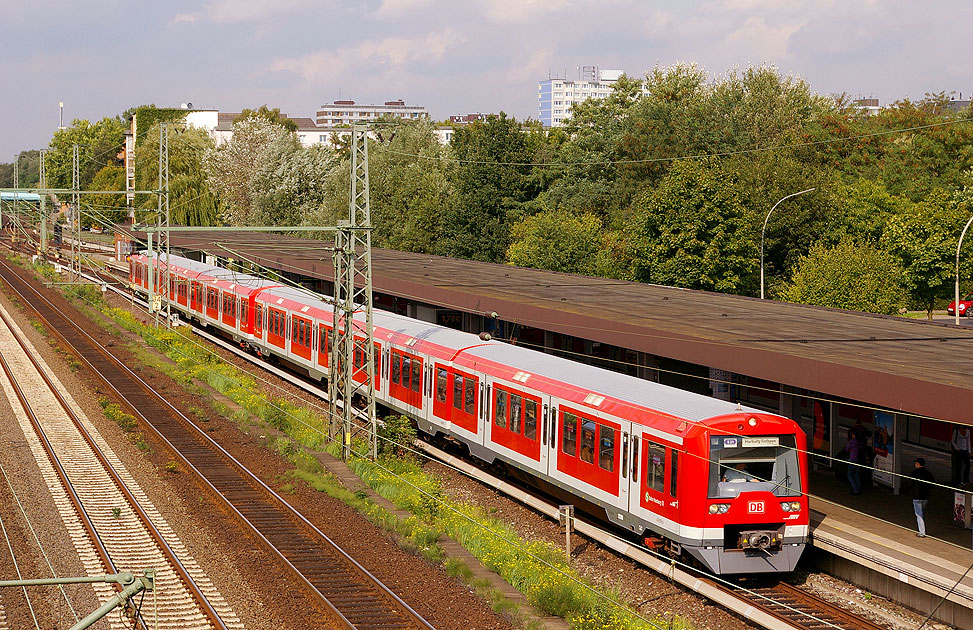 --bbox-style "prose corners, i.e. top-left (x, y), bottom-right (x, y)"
top-left (538, 65), bottom-right (623, 127)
